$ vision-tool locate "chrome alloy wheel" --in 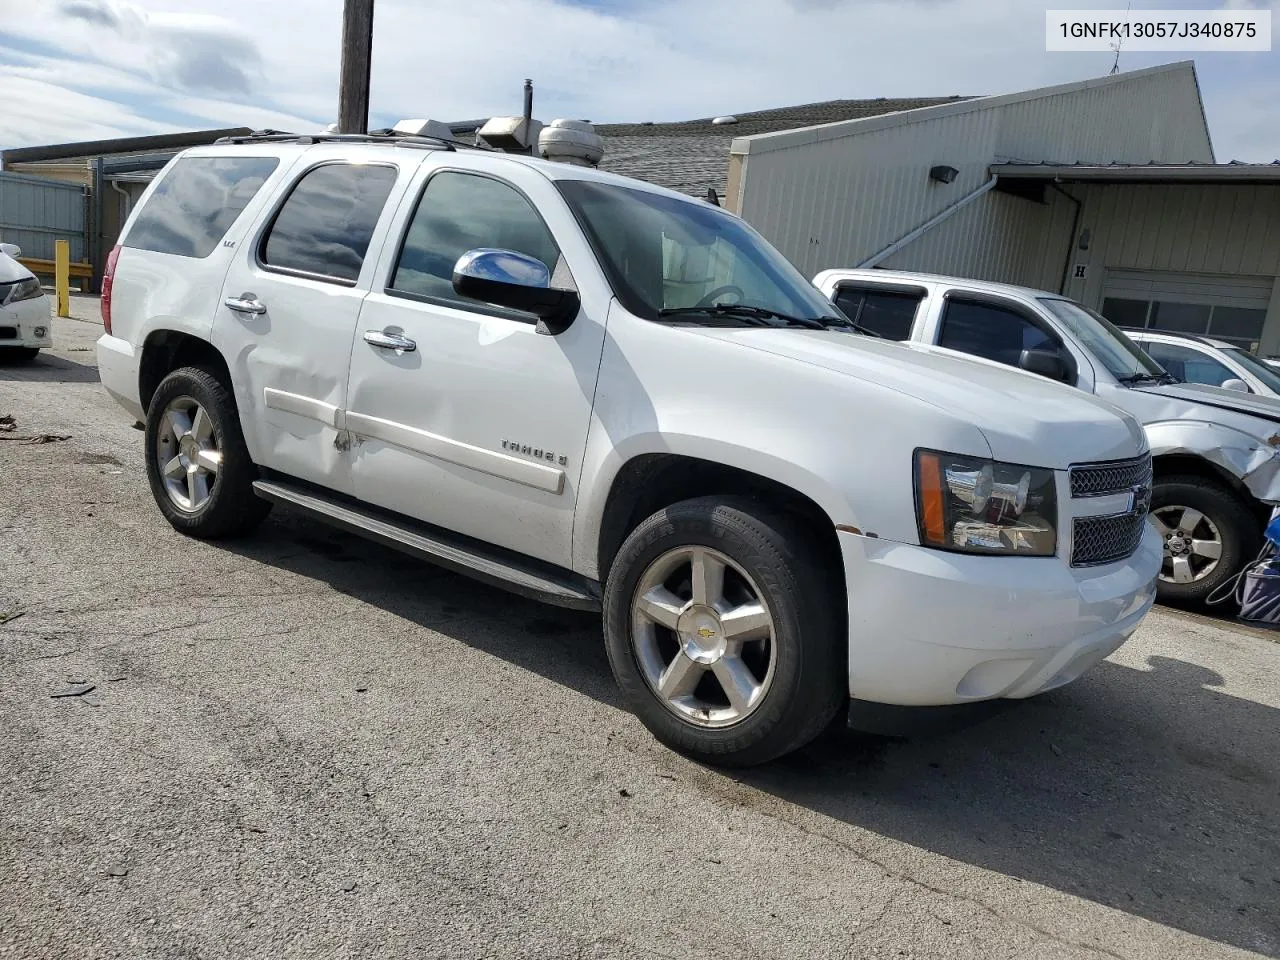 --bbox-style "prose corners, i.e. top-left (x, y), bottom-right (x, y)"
top-left (630, 546), bottom-right (777, 728)
top-left (155, 396), bottom-right (222, 513)
top-left (1149, 505), bottom-right (1223, 584)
